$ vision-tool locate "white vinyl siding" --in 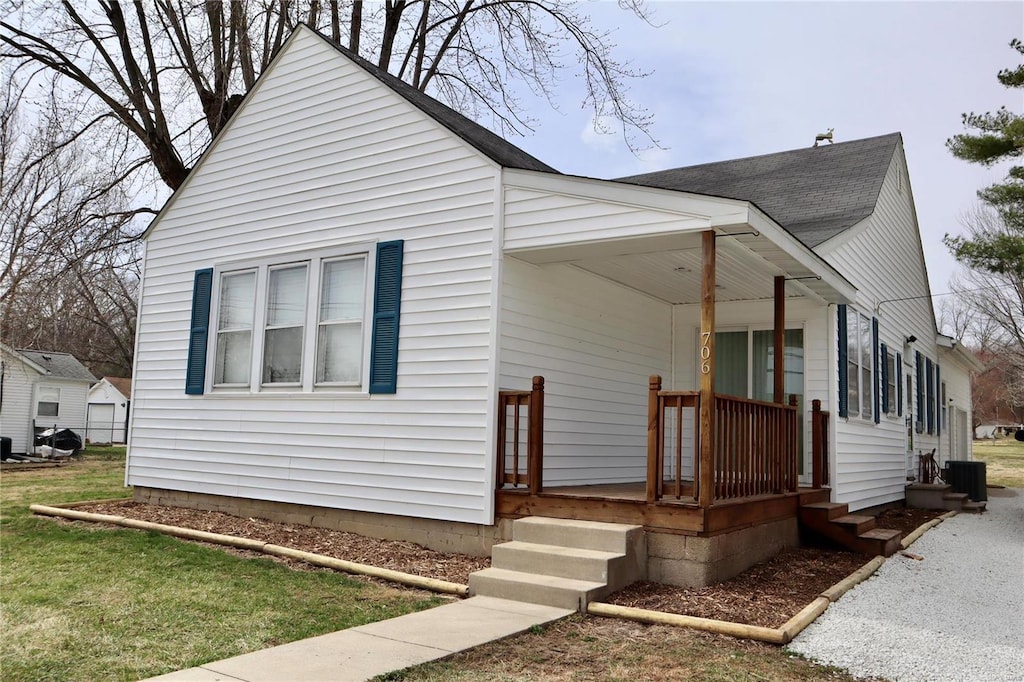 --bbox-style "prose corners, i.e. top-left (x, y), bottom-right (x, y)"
top-left (0, 352), bottom-right (40, 453)
top-left (819, 148), bottom-right (939, 510)
top-left (31, 379), bottom-right (90, 441)
top-left (498, 258), bottom-right (672, 485)
top-left (129, 28), bottom-right (500, 524)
